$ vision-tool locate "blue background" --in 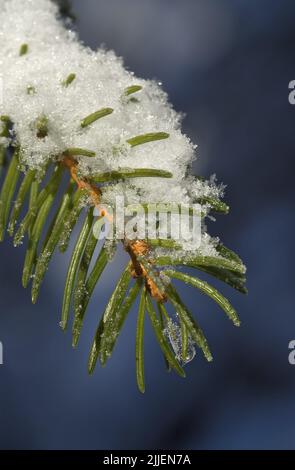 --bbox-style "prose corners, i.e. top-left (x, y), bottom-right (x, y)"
top-left (0, 0), bottom-right (294, 449)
